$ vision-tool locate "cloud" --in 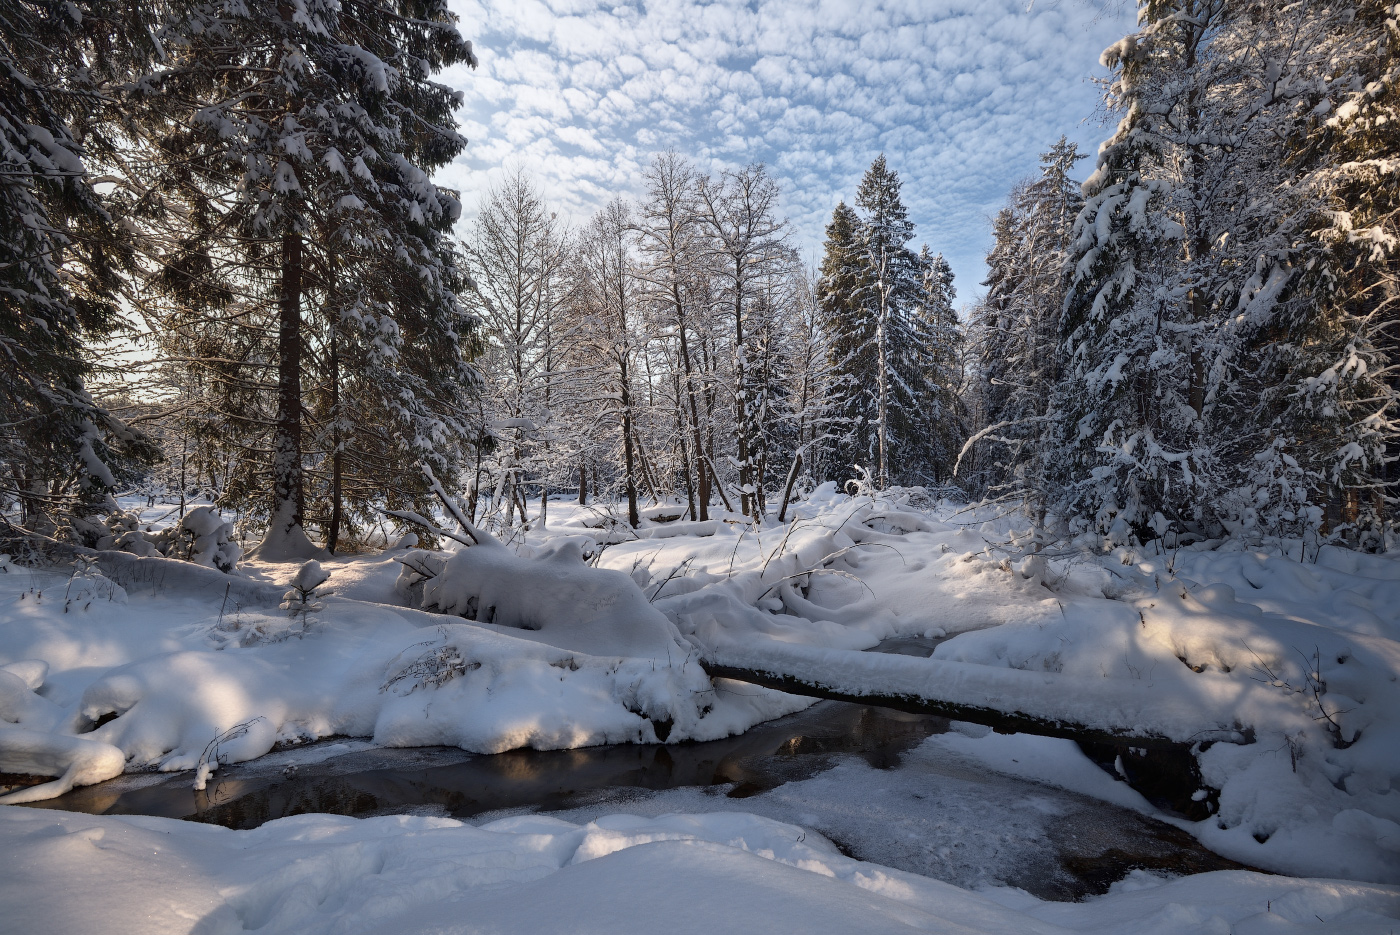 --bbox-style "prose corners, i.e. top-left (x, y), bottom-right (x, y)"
top-left (438, 0), bottom-right (1136, 302)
